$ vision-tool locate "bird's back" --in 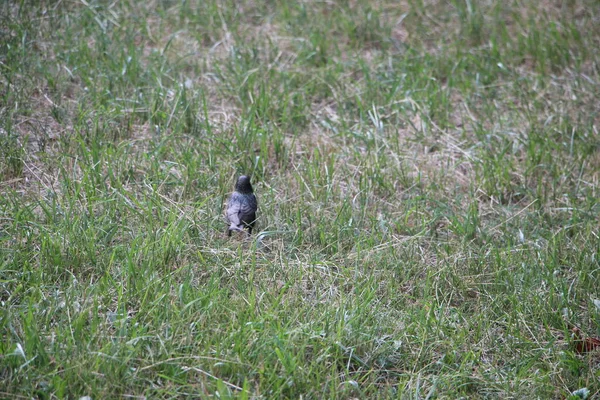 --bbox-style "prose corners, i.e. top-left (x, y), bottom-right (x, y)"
top-left (227, 191), bottom-right (257, 232)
